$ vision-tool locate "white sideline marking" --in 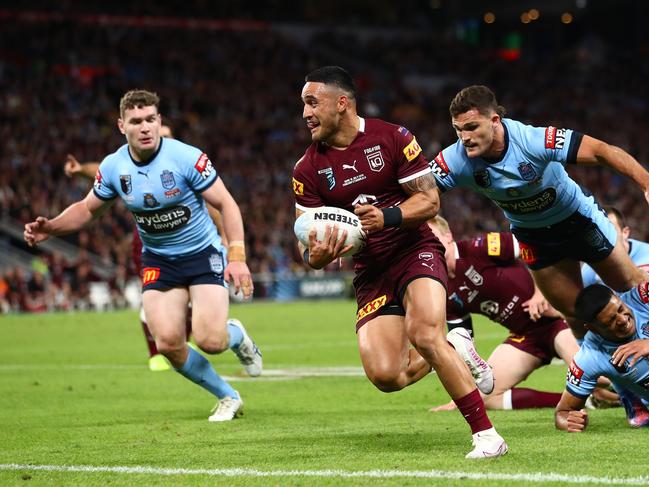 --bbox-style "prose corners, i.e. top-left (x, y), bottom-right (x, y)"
top-left (1, 463), bottom-right (648, 484)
